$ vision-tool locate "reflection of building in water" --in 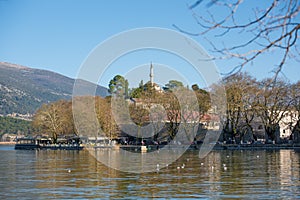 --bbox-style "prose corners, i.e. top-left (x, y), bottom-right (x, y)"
top-left (207, 151), bottom-right (221, 192)
top-left (279, 150), bottom-right (299, 187)
top-left (280, 150), bottom-right (291, 186)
